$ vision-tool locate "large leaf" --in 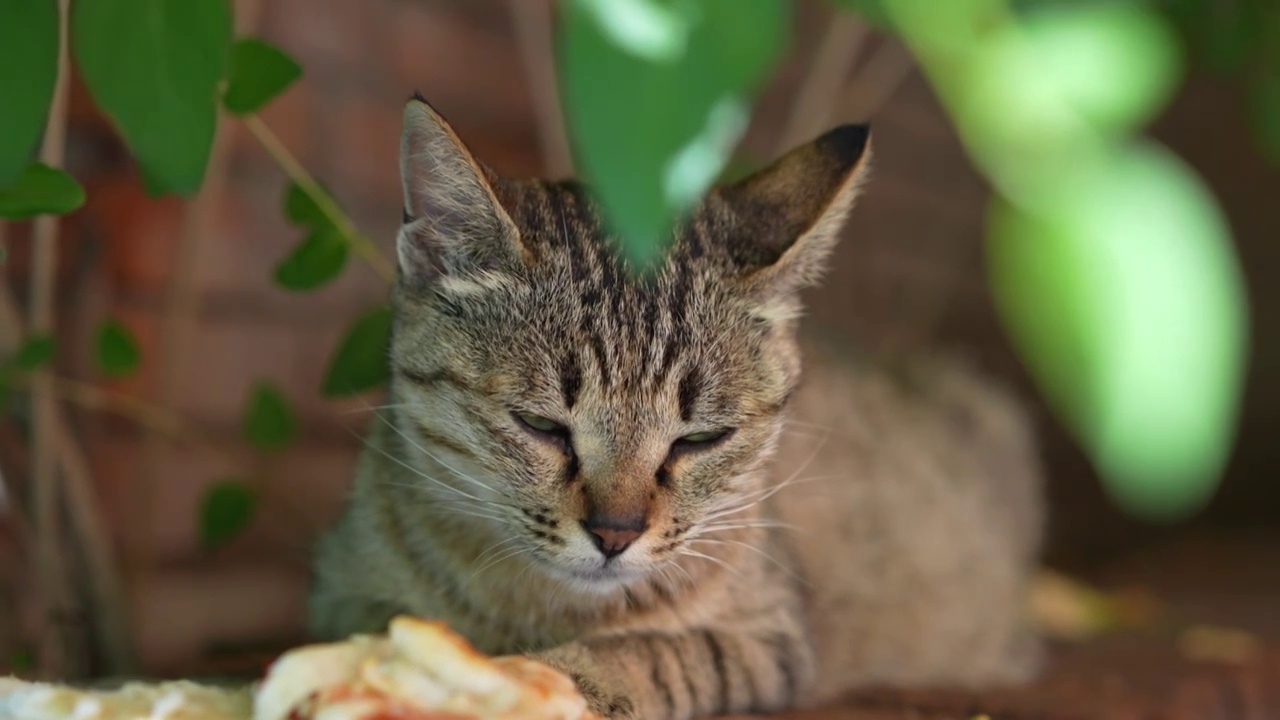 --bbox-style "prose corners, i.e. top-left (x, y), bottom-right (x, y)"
top-left (0, 0), bottom-right (59, 185)
top-left (322, 306), bottom-right (392, 397)
top-left (558, 0), bottom-right (788, 268)
top-left (223, 37), bottom-right (302, 116)
top-left (0, 163), bottom-right (85, 219)
top-left (274, 228), bottom-right (349, 291)
top-left (13, 334), bottom-right (56, 371)
top-left (199, 480), bottom-right (257, 549)
top-left (71, 0), bottom-right (231, 195)
top-left (242, 382), bottom-right (296, 453)
top-left (988, 142), bottom-right (1247, 521)
top-left (95, 319), bottom-right (141, 377)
